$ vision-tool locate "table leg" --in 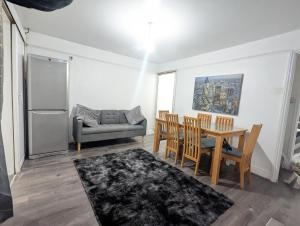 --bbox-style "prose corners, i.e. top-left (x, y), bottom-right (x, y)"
top-left (211, 136), bottom-right (223, 185)
top-left (153, 120), bottom-right (160, 153)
